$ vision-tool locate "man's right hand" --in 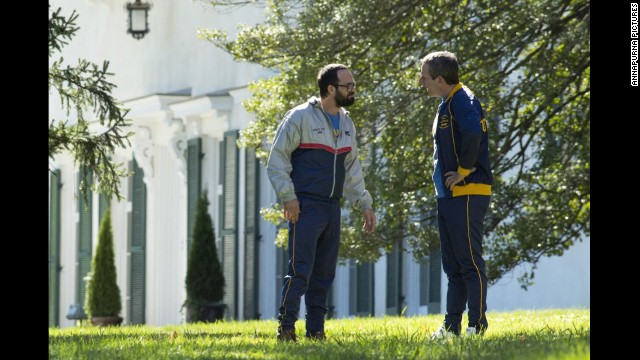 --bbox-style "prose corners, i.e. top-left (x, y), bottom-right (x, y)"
top-left (283, 199), bottom-right (300, 223)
